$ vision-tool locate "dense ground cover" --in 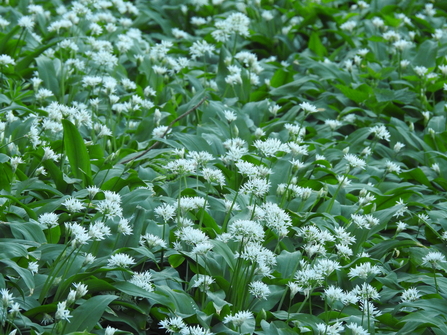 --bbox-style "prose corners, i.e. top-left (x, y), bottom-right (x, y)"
top-left (1, 0), bottom-right (447, 334)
